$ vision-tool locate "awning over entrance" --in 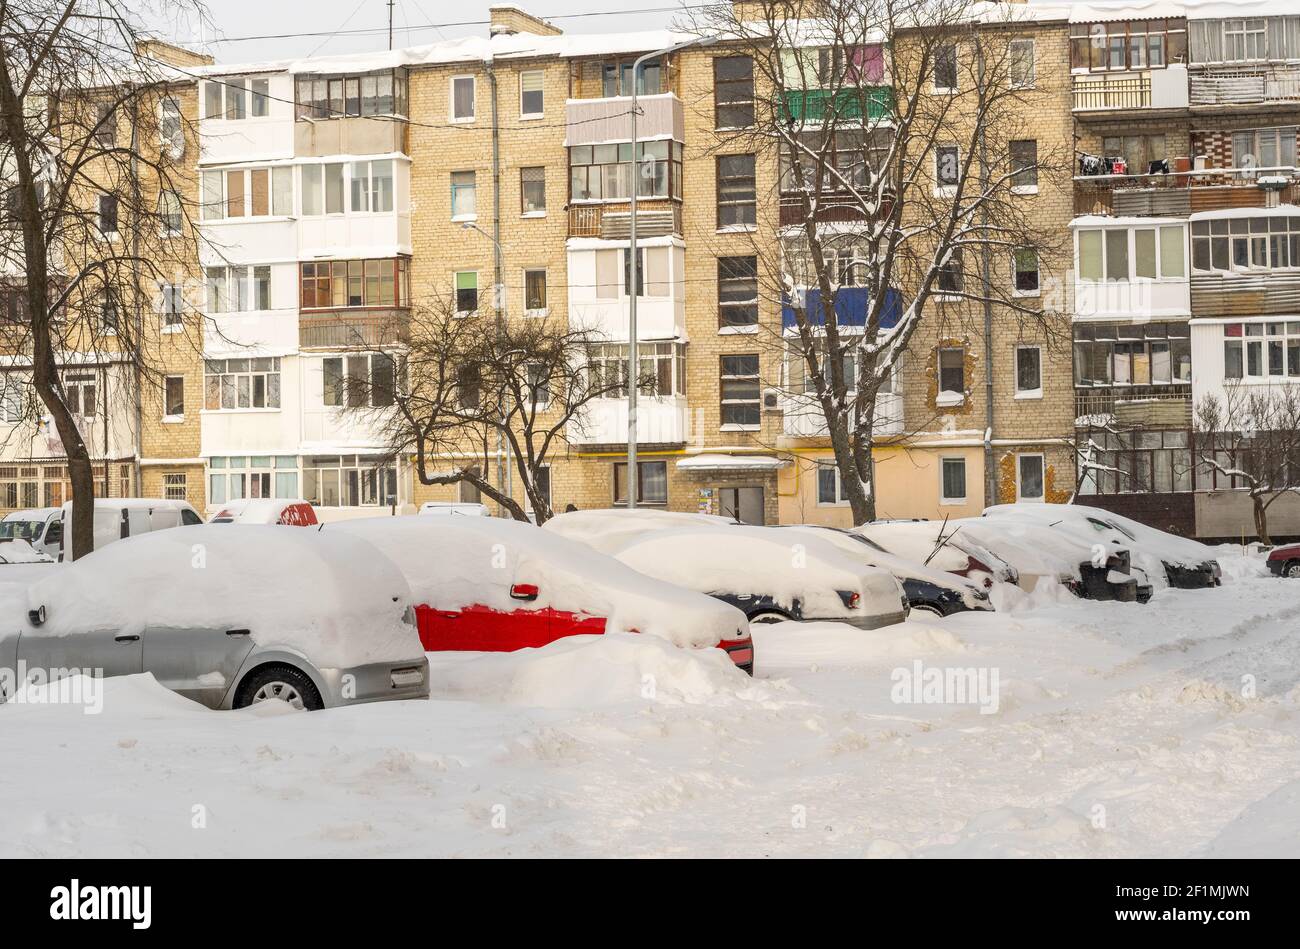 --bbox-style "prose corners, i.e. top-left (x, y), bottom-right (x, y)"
top-left (675, 453), bottom-right (789, 473)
